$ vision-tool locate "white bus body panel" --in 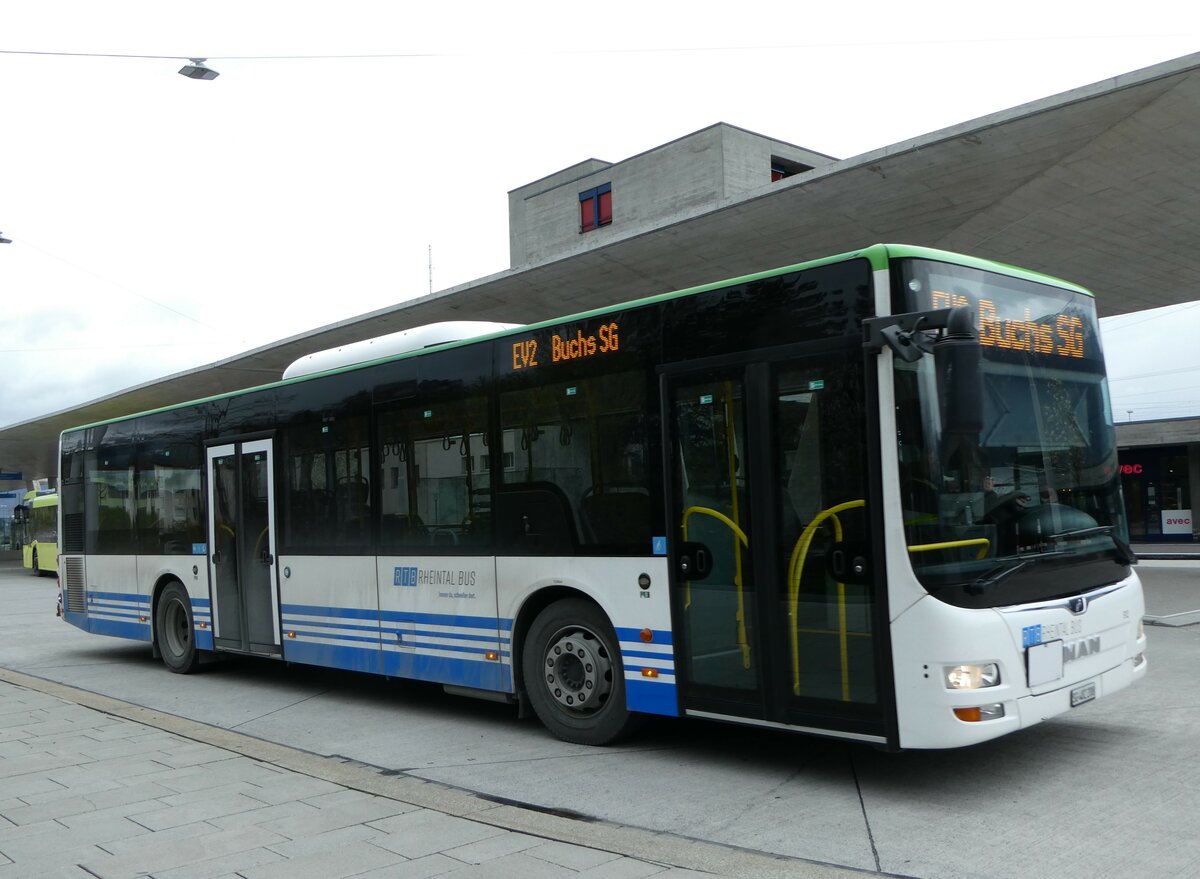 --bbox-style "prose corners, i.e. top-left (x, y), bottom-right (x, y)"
top-left (891, 572), bottom-right (1146, 749)
top-left (263, 553), bottom-right (678, 715)
top-left (375, 555), bottom-right (503, 690)
top-left (136, 554), bottom-right (213, 649)
top-left (75, 554), bottom-right (150, 642)
top-left (277, 555), bottom-right (382, 673)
